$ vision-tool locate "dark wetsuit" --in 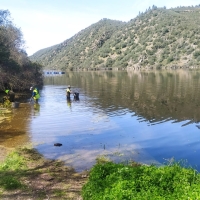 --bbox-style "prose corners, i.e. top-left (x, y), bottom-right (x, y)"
top-left (8, 90), bottom-right (15, 102)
